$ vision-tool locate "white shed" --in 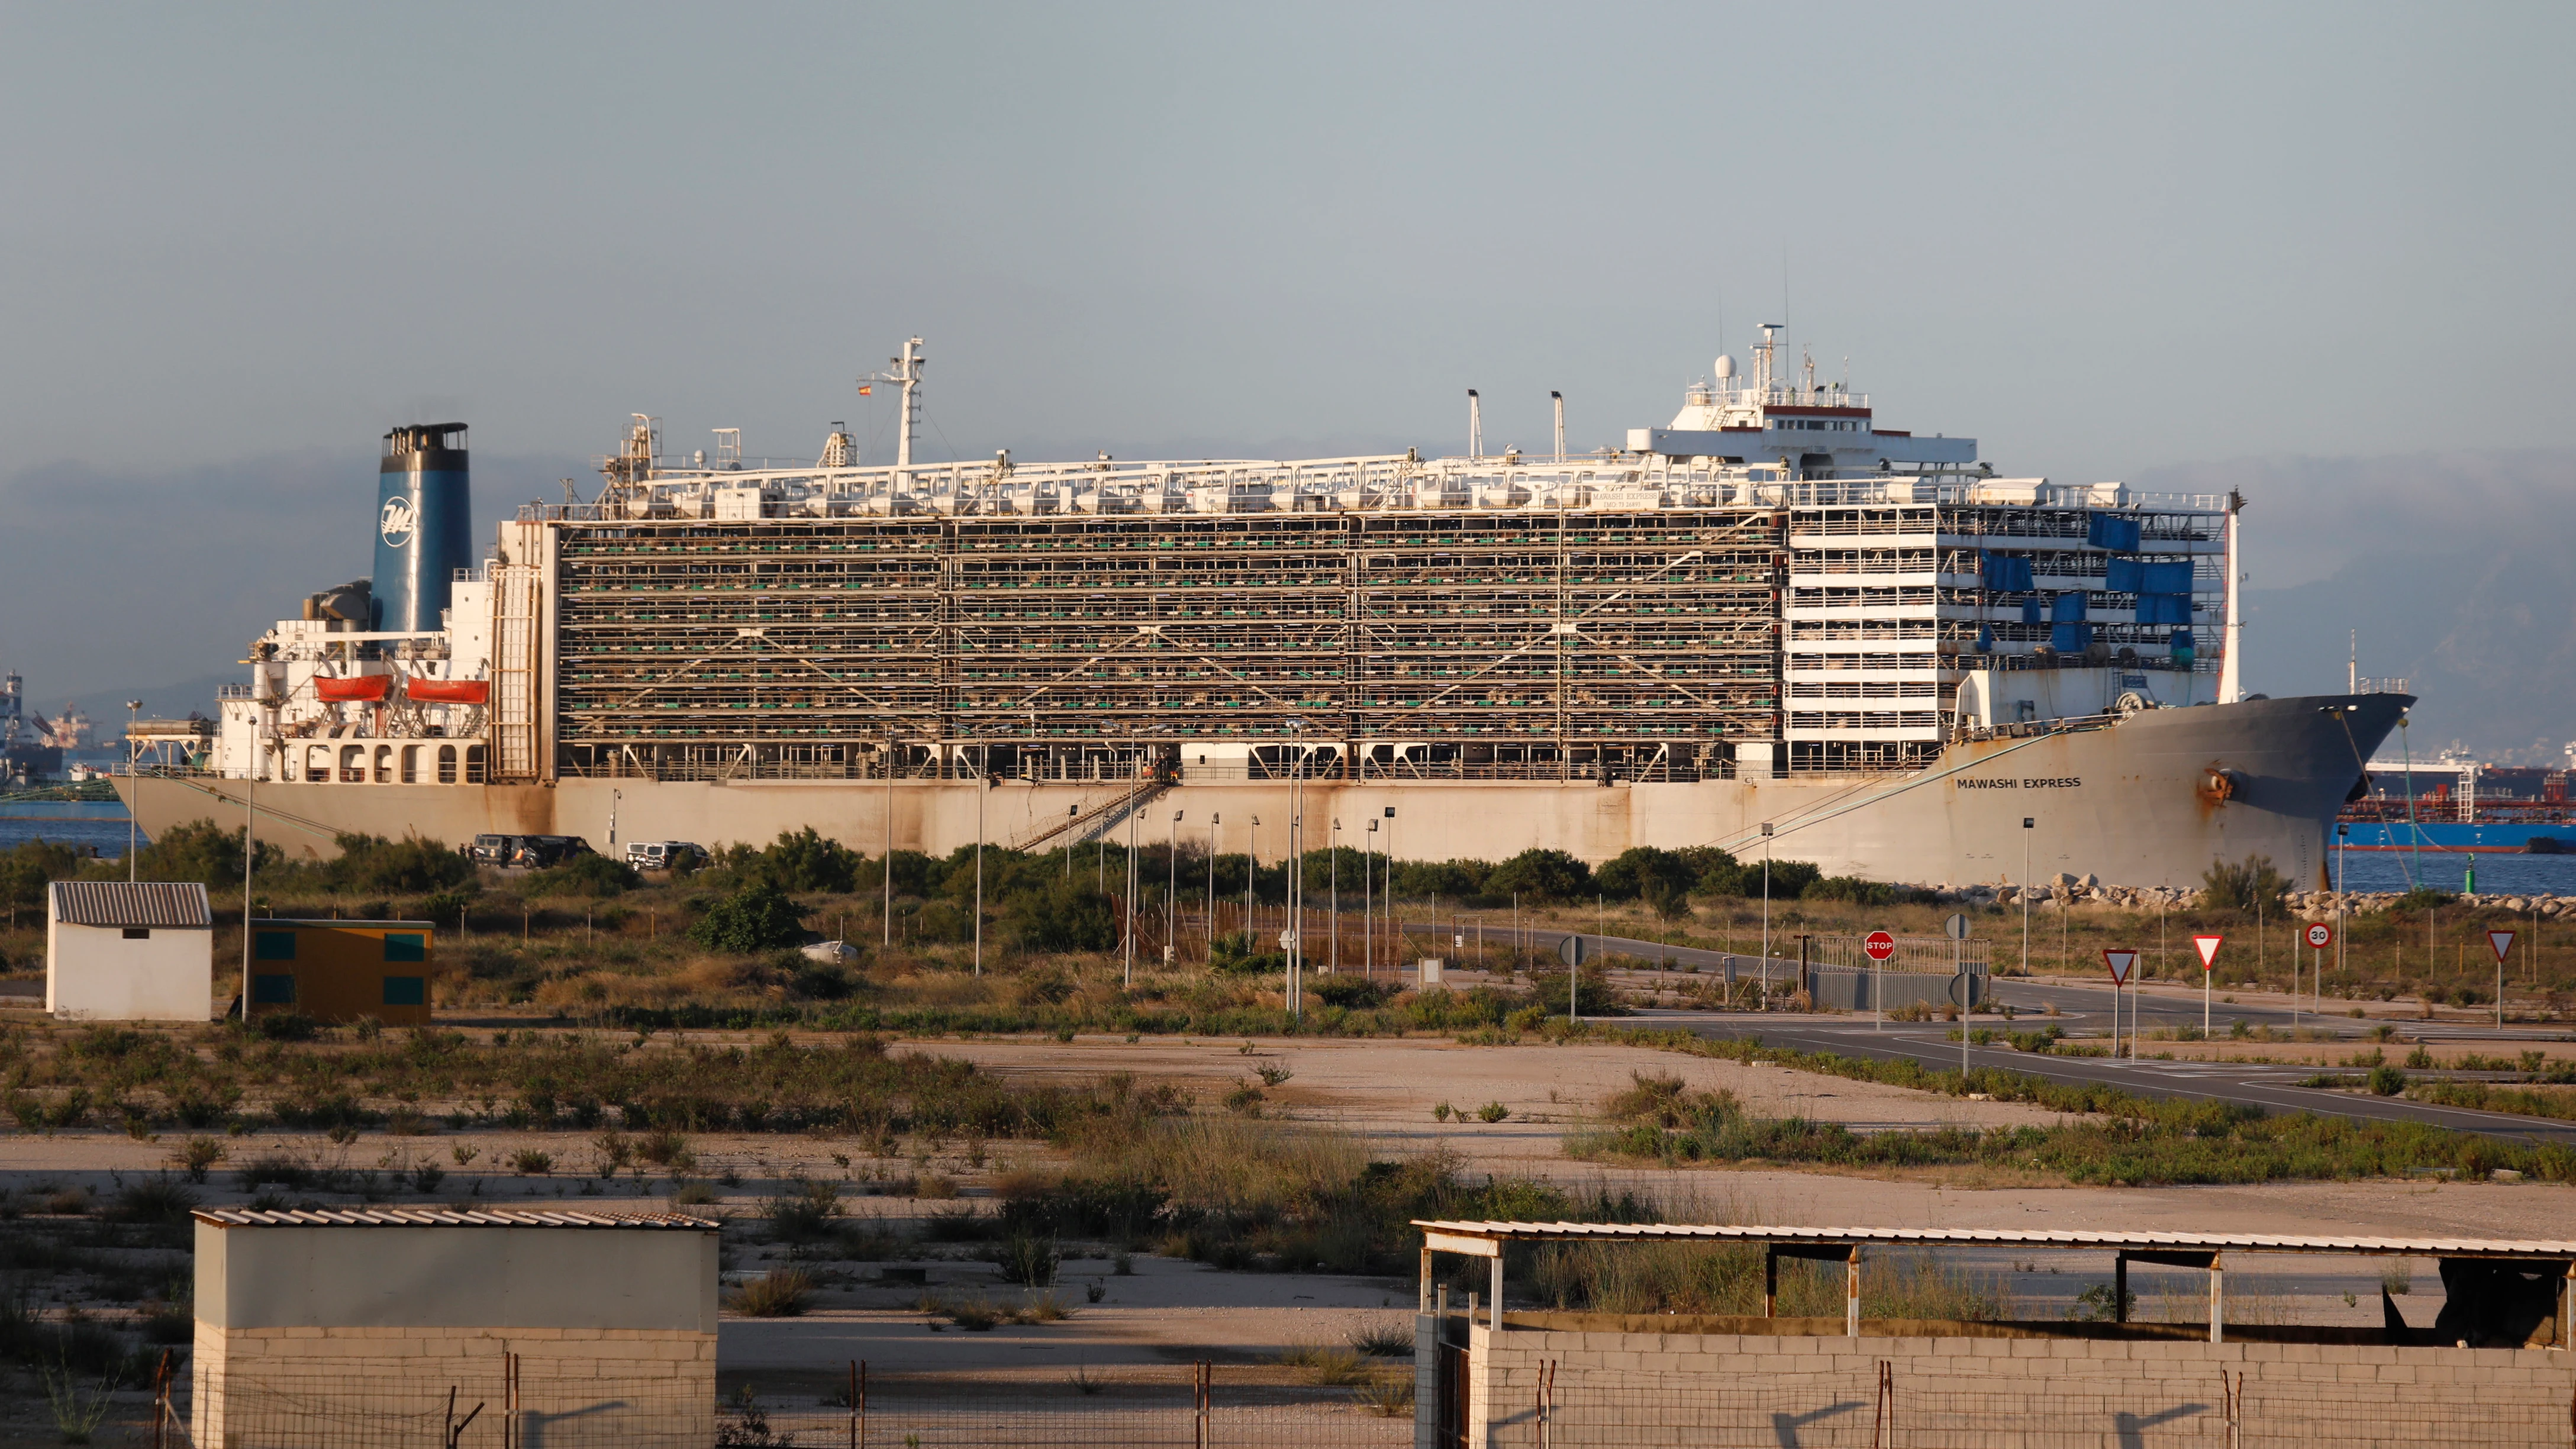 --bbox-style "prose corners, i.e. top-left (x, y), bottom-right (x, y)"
top-left (47, 881), bottom-right (215, 1021)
